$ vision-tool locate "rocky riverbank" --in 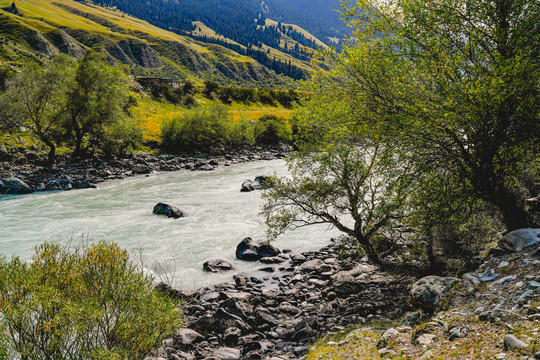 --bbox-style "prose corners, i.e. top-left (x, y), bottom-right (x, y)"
top-left (307, 229), bottom-right (540, 360)
top-left (0, 145), bottom-right (289, 194)
top-left (145, 237), bottom-right (414, 360)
